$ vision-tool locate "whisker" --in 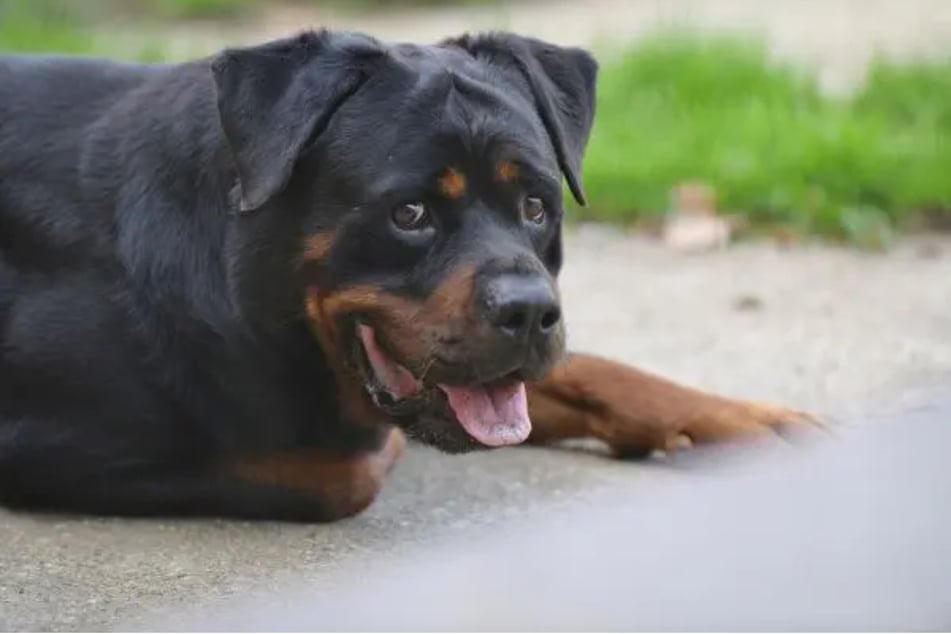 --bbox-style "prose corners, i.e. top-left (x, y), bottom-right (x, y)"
top-left (418, 346), bottom-right (440, 383)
